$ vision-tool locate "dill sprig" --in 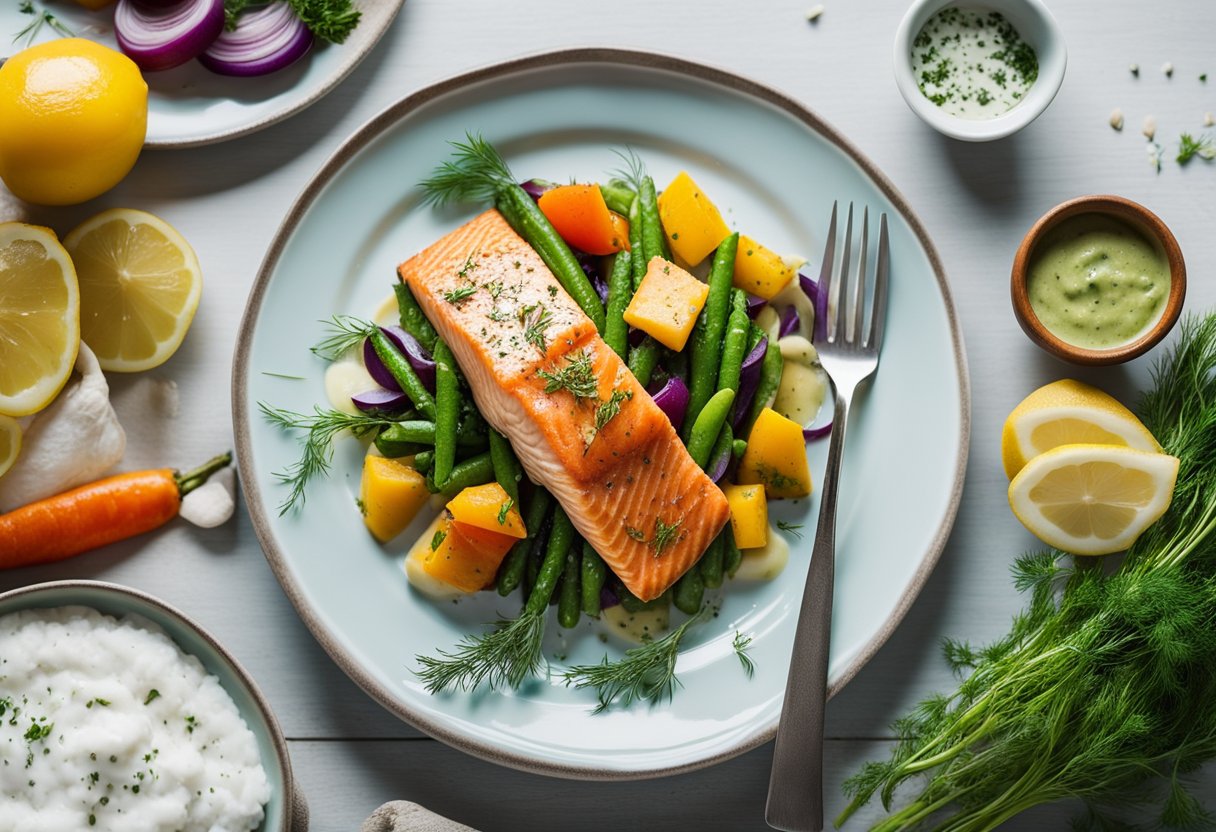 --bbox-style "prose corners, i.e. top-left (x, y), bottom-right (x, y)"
top-left (224, 0), bottom-right (360, 43)
top-left (562, 606), bottom-right (710, 713)
top-left (259, 403), bottom-right (398, 514)
top-left (611, 147), bottom-right (647, 192)
top-left (521, 304), bottom-right (553, 353)
top-left (419, 132), bottom-right (516, 207)
top-left (310, 315), bottom-right (376, 361)
top-left (537, 351), bottom-right (598, 399)
top-left (1177, 132), bottom-right (1216, 164)
top-left (651, 517), bottom-right (682, 557)
top-left (443, 285), bottom-right (478, 305)
top-left (840, 313), bottom-right (1216, 832)
top-left (14, 1), bottom-right (72, 46)
top-left (415, 611), bottom-right (546, 693)
top-left (733, 632), bottom-right (755, 678)
top-left (594, 389), bottom-right (632, 433)
top-left (776, 520), bottom-right (804, 539)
